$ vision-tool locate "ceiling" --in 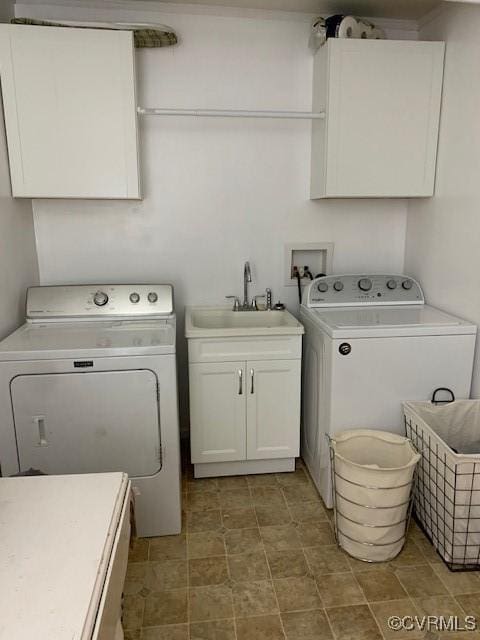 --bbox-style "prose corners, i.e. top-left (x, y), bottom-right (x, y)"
top-left (154, 0), bottom-right (440, 20)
